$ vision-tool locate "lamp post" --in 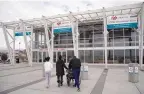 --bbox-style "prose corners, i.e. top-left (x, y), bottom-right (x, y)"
top-left (19, 42), bottom-right (21, 55)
